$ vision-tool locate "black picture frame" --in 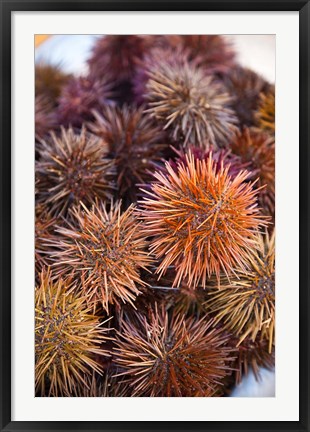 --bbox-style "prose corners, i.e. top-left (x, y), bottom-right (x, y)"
top-left (1, 1), bottom-right (309, 431)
